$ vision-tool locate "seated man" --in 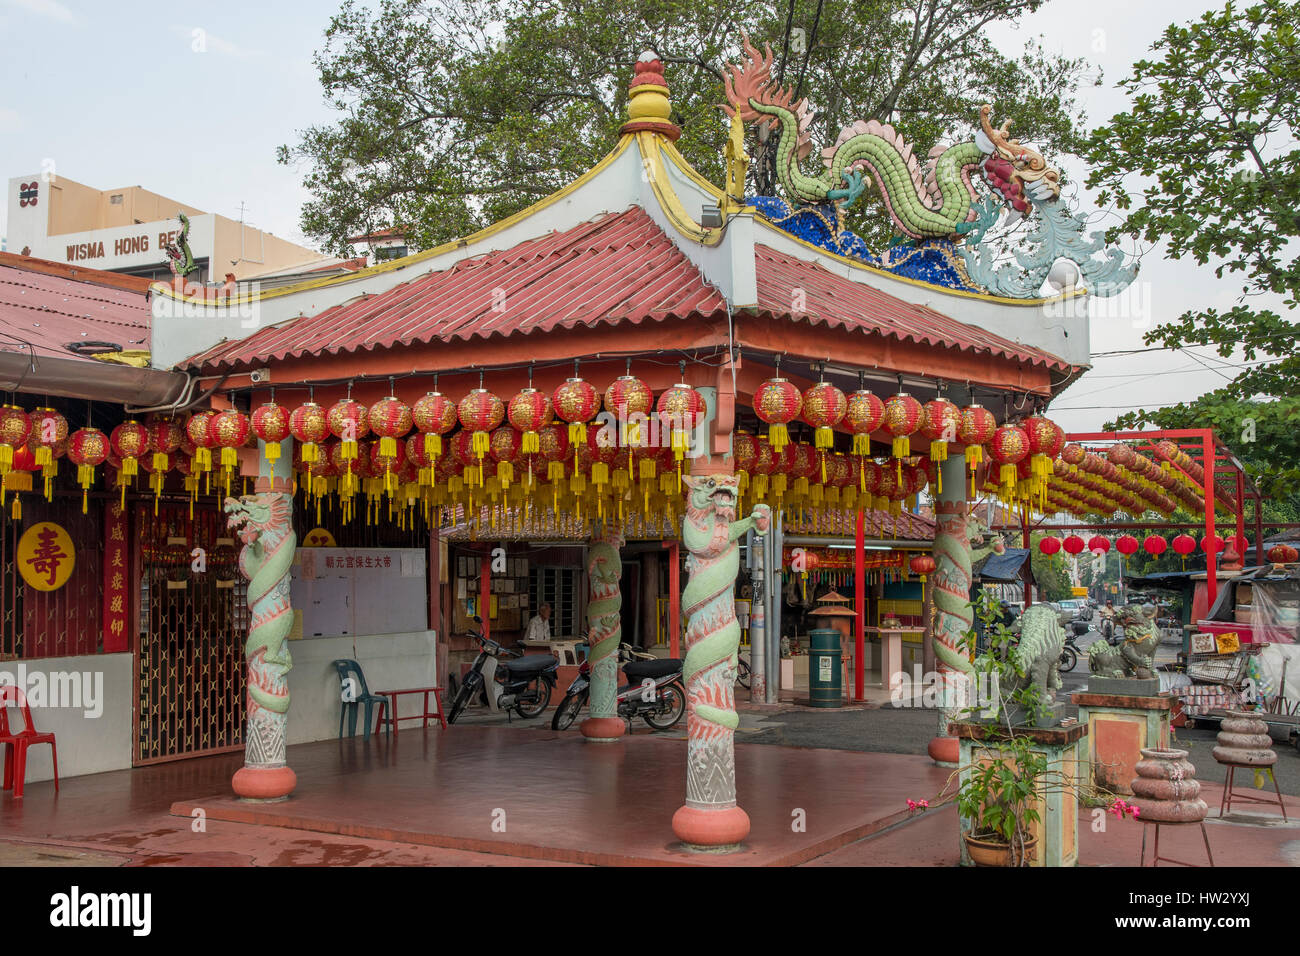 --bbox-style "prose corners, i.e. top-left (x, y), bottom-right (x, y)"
top-left (524, 602), bottom-right (553, 644)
